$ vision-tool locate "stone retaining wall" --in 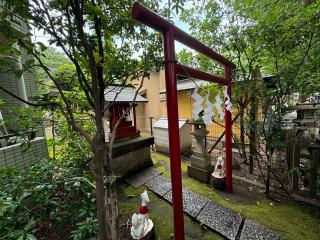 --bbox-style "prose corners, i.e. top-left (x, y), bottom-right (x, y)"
top-left (0, 137), bottom-right (48, 169)
top-left (107, 136), bottom-right (154, 177)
